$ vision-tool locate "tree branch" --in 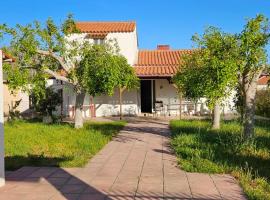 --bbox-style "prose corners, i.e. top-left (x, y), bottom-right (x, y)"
top-left (36, 49), bottom-right (71, 72)
top-left (250, 67), bottom-right (264, 90)
top-left (43, 68), bottom-right (70, 83)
